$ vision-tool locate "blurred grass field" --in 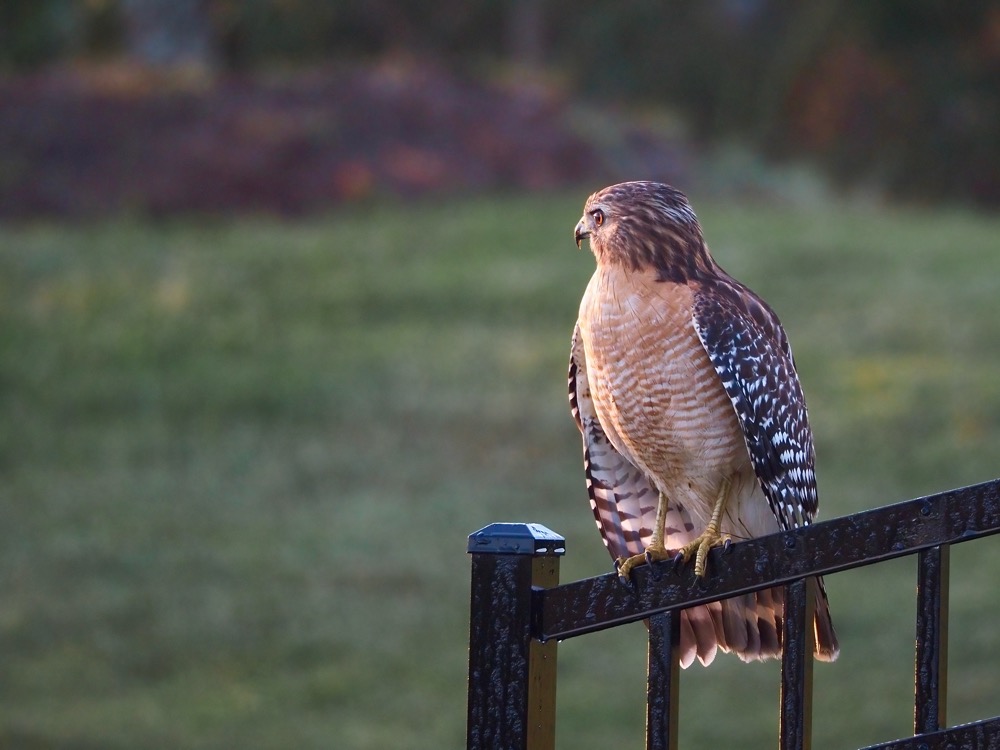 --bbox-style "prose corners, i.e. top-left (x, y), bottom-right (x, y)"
top-left (2, 191), bottom-right (1000, 749)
